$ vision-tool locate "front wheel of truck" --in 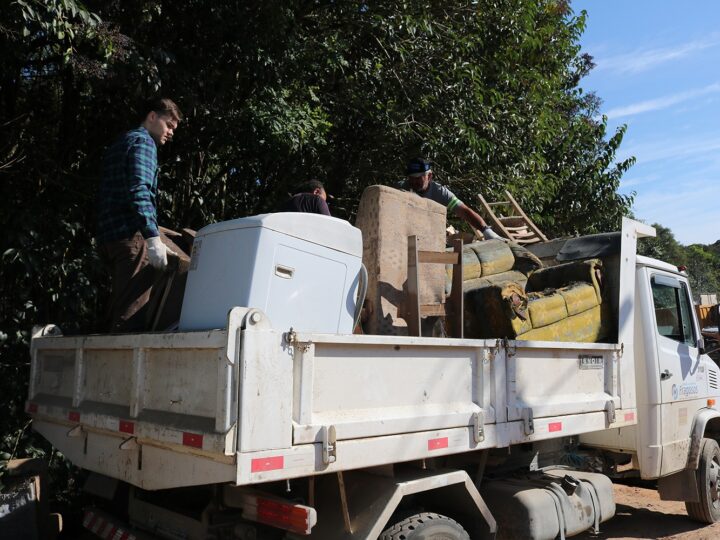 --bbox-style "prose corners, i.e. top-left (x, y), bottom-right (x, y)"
top-left (686, 437), bottom-right (720, 523)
